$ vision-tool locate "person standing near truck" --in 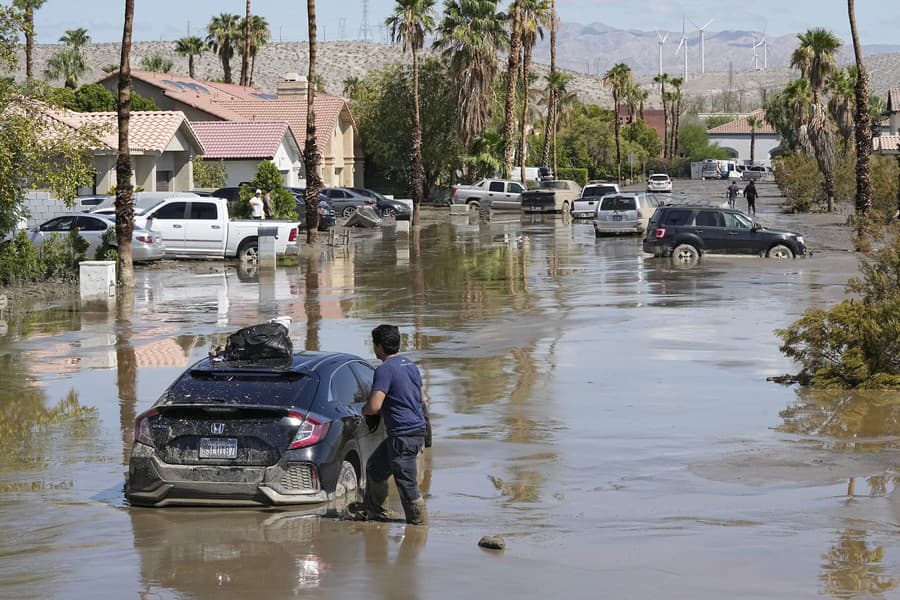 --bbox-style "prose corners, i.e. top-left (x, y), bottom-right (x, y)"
top-left (249, 189), bottom-right (264, 219)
